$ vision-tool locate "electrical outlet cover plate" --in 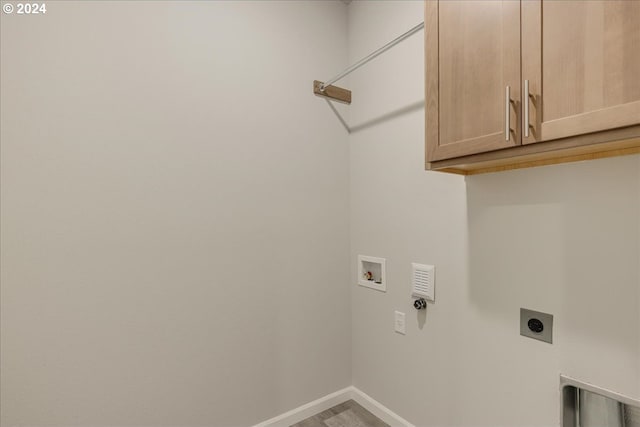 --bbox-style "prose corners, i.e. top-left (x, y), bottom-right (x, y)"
top-left (520, 308), bottom-right (553, 344)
